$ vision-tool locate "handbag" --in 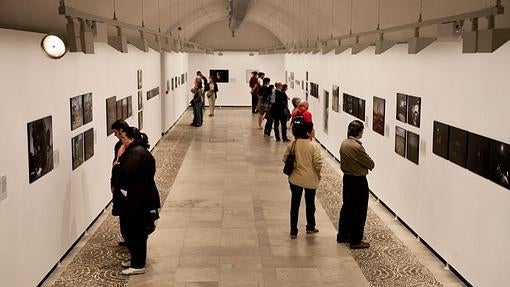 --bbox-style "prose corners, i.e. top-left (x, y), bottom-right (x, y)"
top-left (283, 141), bottom-right (297, 176)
